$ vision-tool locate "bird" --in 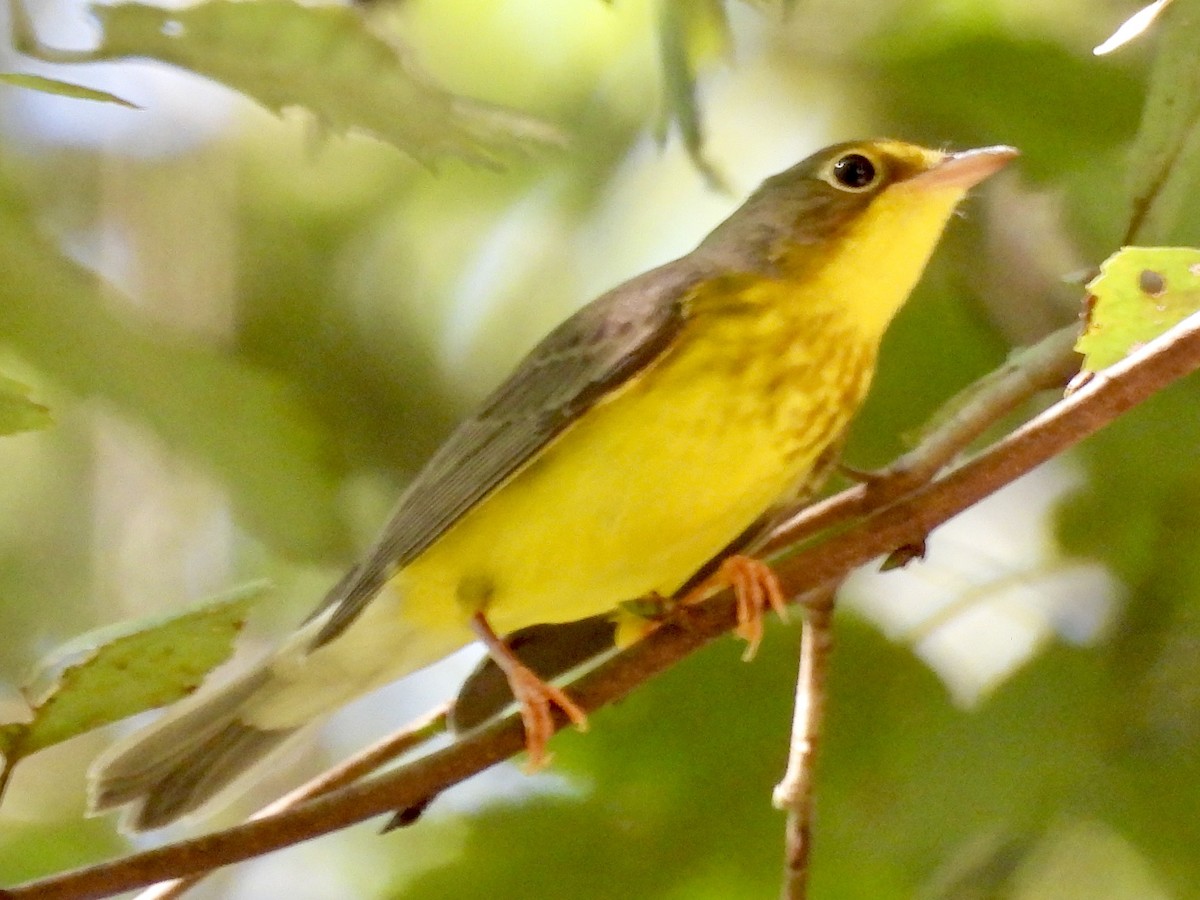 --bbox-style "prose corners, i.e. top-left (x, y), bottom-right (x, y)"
top-left (88, 138), bottom-right (1016, 831)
